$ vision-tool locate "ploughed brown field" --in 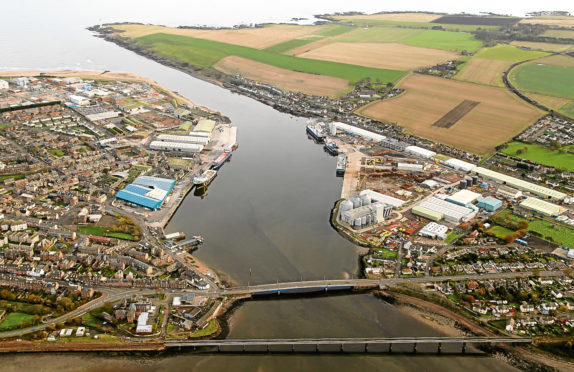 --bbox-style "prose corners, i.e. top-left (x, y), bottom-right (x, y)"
top-left (432, 100), bottom-right (480, 128)
top-left (213, 56), bottom-right (350, 97)
top-left (455, 58), bottom-right (513, 86)
top-left (358, 74), bottom-right (544, 154)
top-left (112, 24), bottom-right (322, 49)
top-left (296, 43), bottom-right (459, 70)
top-left (334, 12), bottom-right (442, 23)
